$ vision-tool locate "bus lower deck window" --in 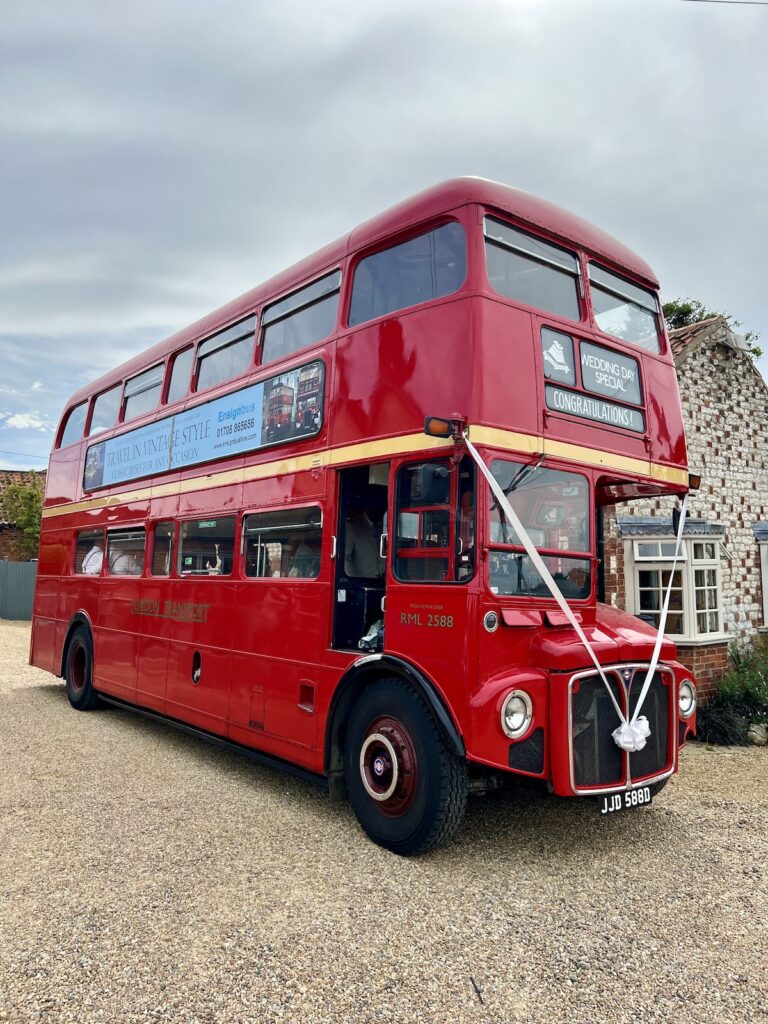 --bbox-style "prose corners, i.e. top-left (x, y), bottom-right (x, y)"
top-left (151, 522), bottom-right (175, 576)
top-left (75, 529), bottom-right (105, 575)
top-left (179, 518), bottom-right (235, 576)
top-left (244, 507), bottom-right (322, 579)
top-left (106, 529), bottom-right (146, 576)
